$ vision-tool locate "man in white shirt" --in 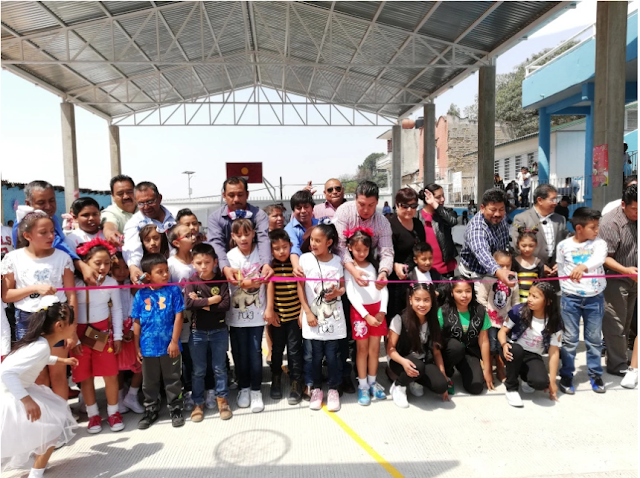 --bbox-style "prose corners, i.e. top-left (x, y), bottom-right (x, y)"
top-left (602, 175), bottom-right (637, 216)
top-left (517, 167), bottom-right (532, 208)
